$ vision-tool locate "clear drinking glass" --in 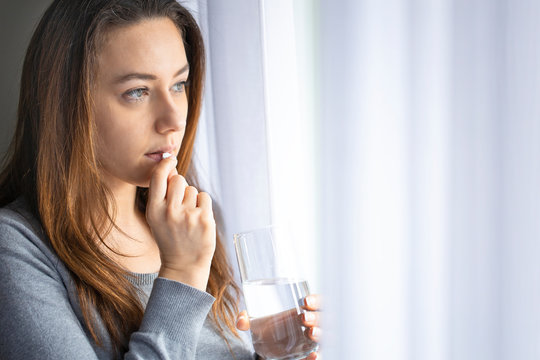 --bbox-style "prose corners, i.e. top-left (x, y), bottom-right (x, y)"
top-left (233, 226), bottom-right (319, 360)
